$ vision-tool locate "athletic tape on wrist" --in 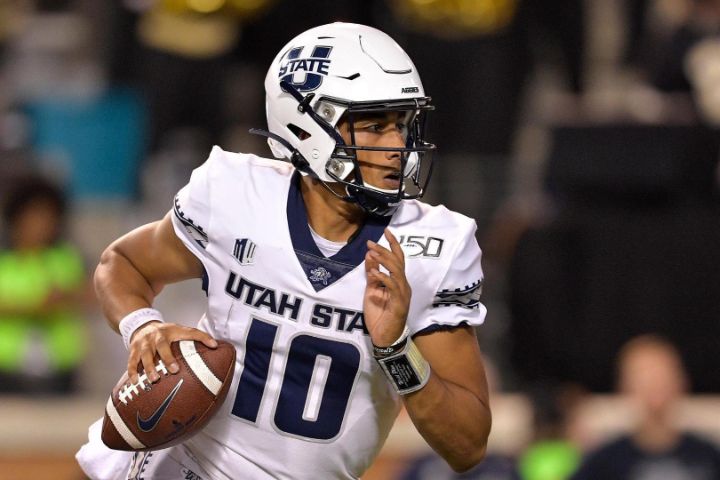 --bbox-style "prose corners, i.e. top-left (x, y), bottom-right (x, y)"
top-left (374, 334), bottom-right (431, 395)
top-left (119, 308), bottom-right (164, 350)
